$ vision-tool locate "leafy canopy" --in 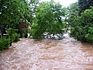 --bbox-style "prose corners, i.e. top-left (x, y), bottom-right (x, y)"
top-left (0, 0), bottom-right (31, 28)
top-left (31, 1), bottom-right (66, 39)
